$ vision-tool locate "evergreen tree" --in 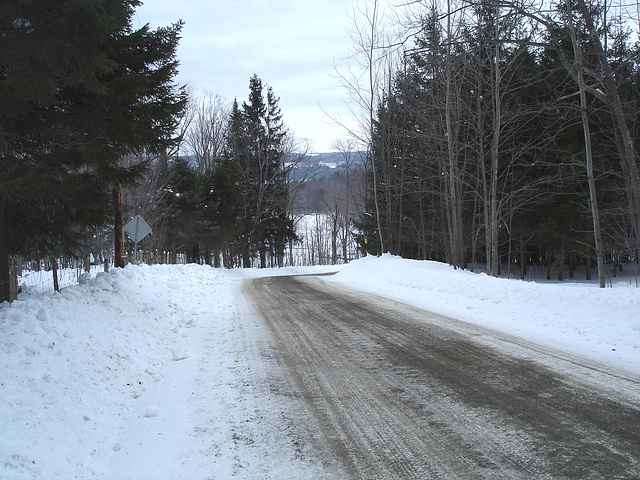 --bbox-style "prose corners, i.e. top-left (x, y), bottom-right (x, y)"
top-left (164, 158), bottom-right (204, 262)
top-left (228, 75), bottom-right (297, 268)
top-left (207, 157), bottom-right (243, 267)
top-left (0, 0), bottom-right (185, 301)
